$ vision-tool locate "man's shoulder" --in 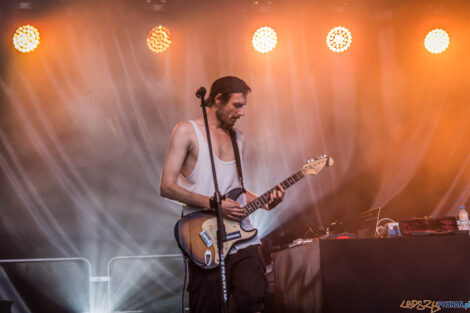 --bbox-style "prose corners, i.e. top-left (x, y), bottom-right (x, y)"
top-left (173, 120), bottom-right (195, 135)
top-left (170, 121), bottom-right (198, 148)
